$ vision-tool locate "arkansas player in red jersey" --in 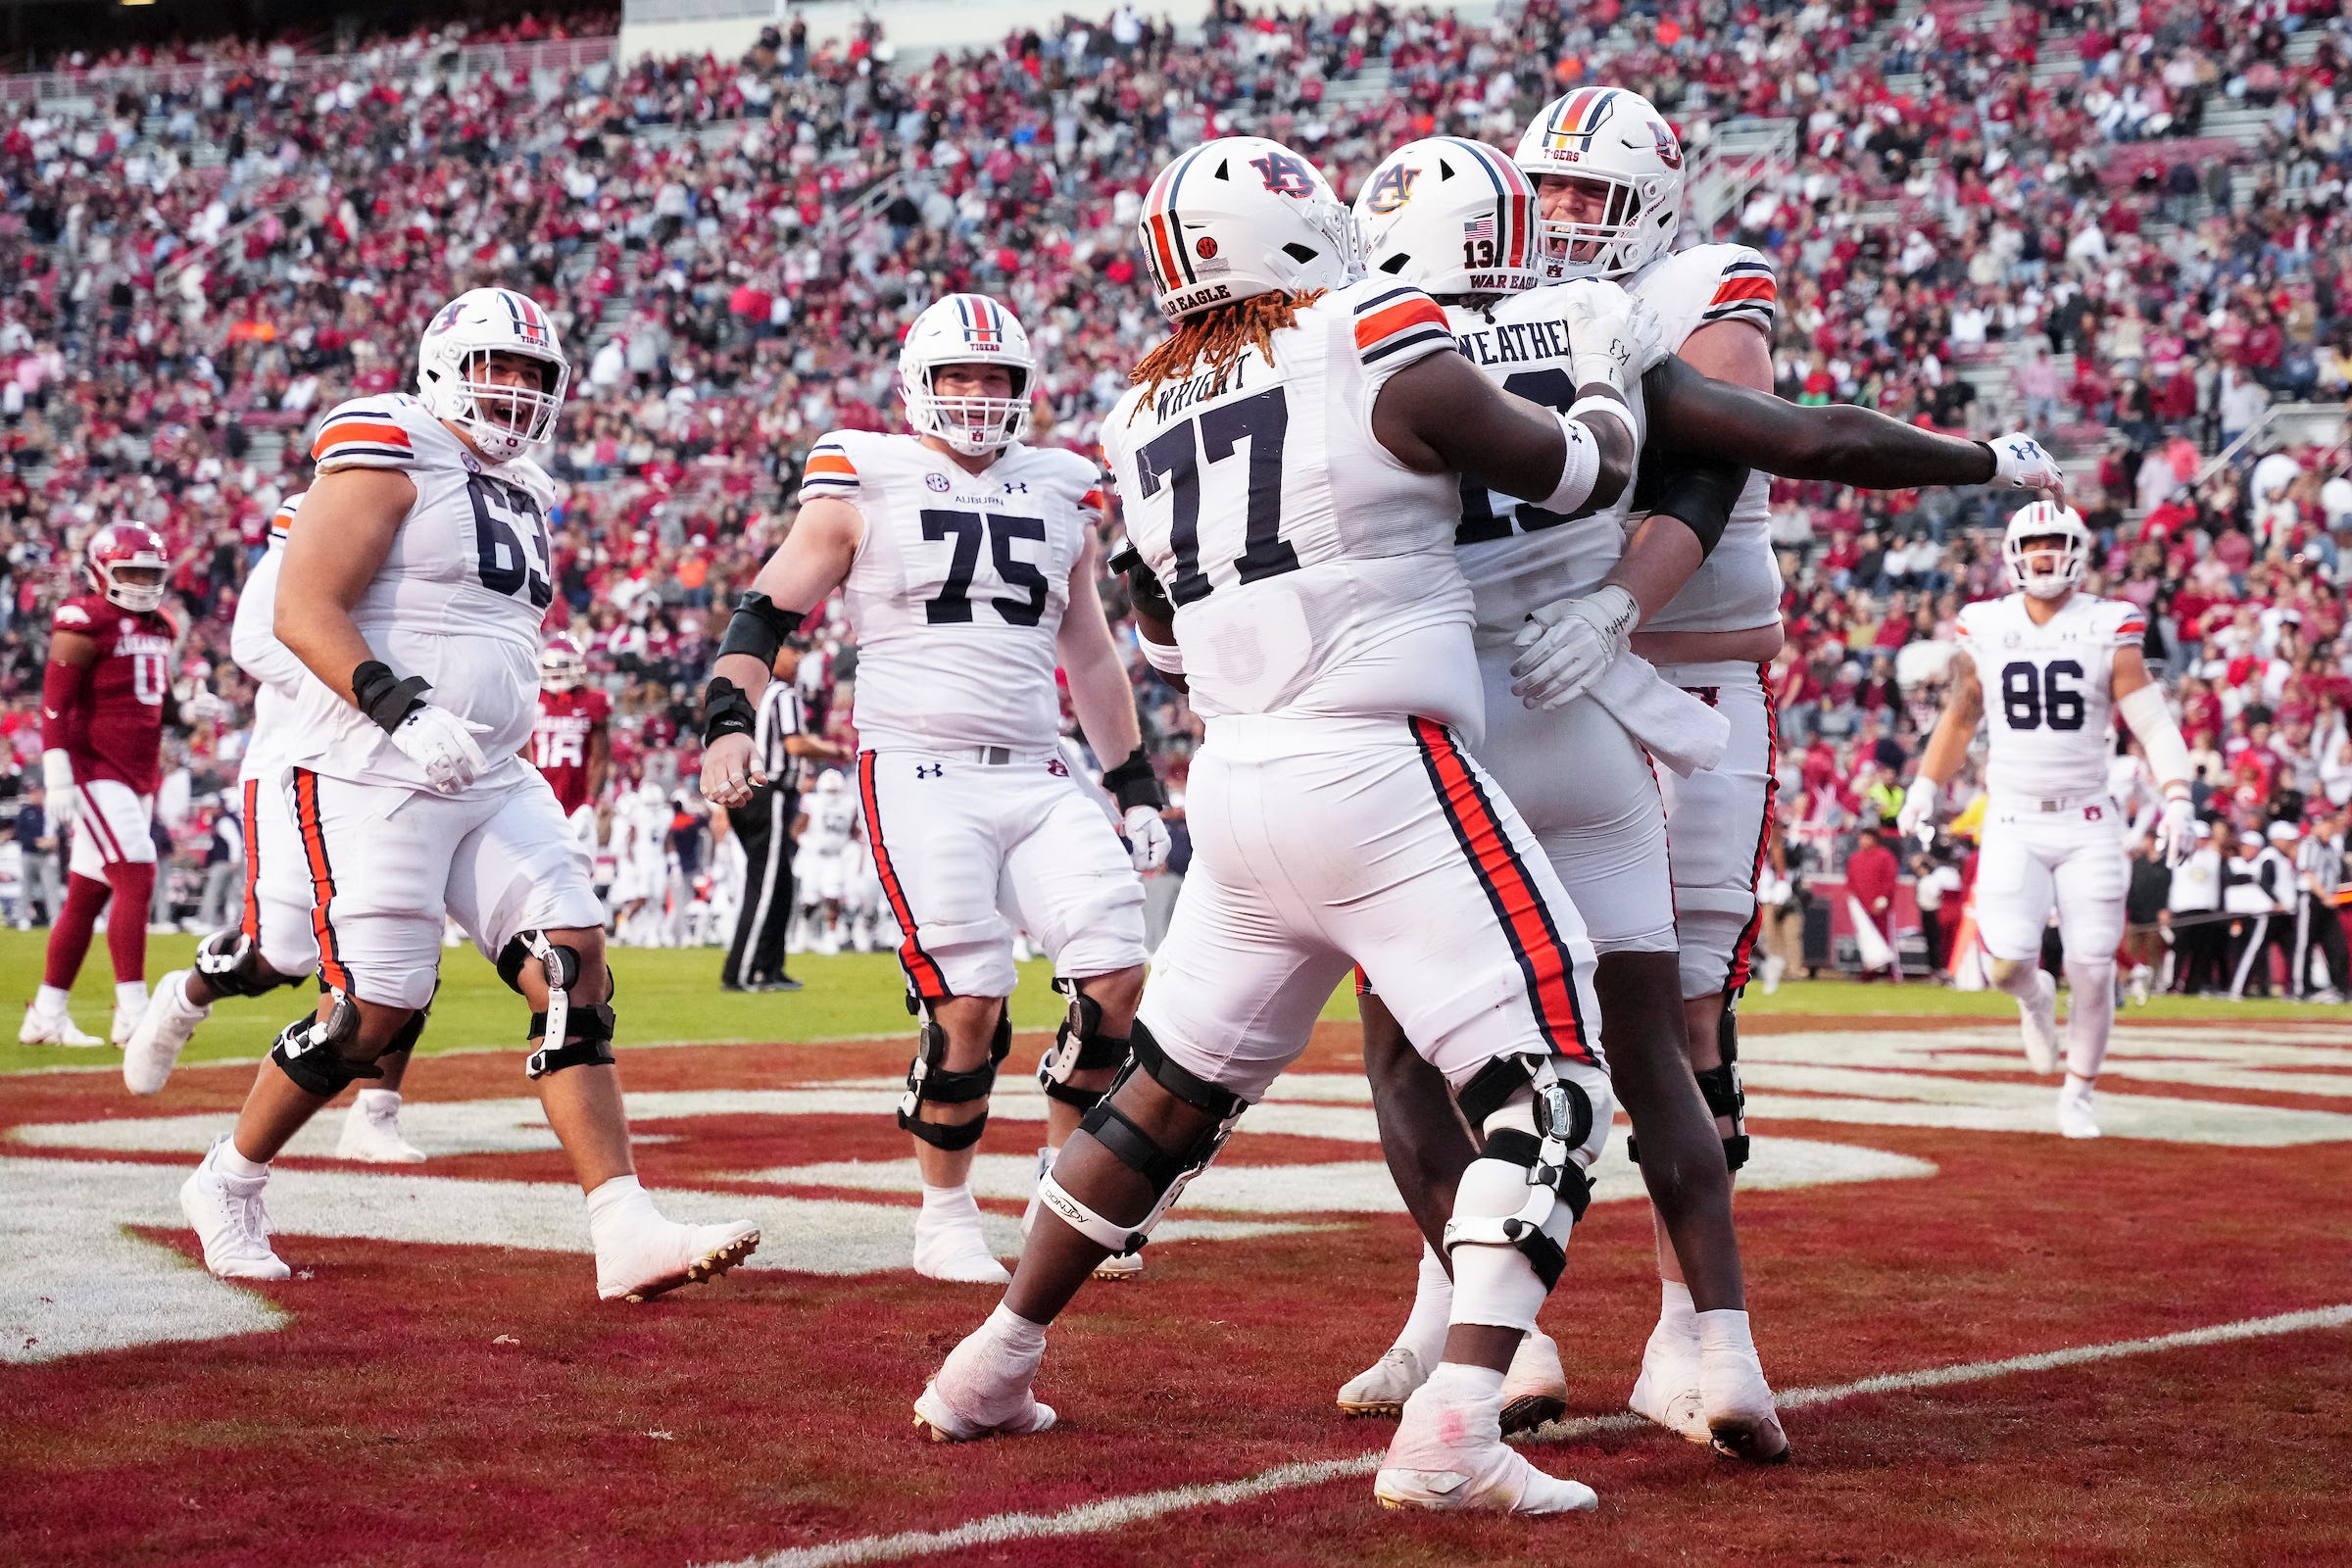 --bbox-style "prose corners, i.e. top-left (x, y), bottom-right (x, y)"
top-left (26, 523), bottom-right (176, 1048)
top-left (531, 636), bottom-right (610, 844)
